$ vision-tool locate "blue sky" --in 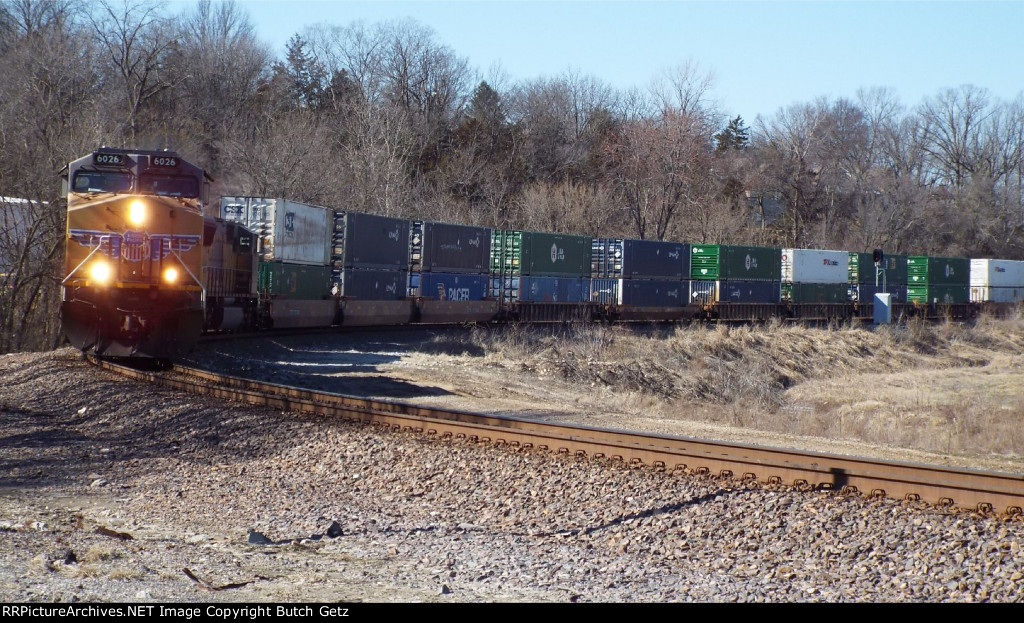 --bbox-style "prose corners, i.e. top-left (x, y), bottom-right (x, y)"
top-left (230, 0), bottom-right (1024, 123)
